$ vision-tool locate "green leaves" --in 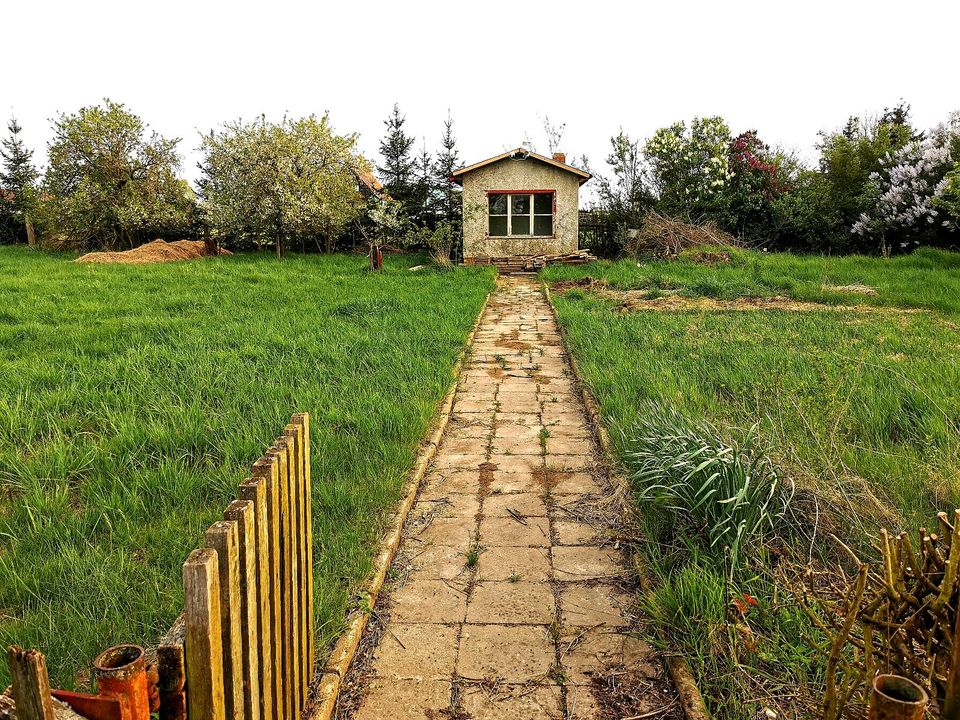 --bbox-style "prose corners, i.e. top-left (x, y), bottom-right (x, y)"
top-left (40, 99), bottom-right (191, 249)
top-left (626, 400), bottom-right (792, 570)
top-left (198, 115), bottom-right (364, 251)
